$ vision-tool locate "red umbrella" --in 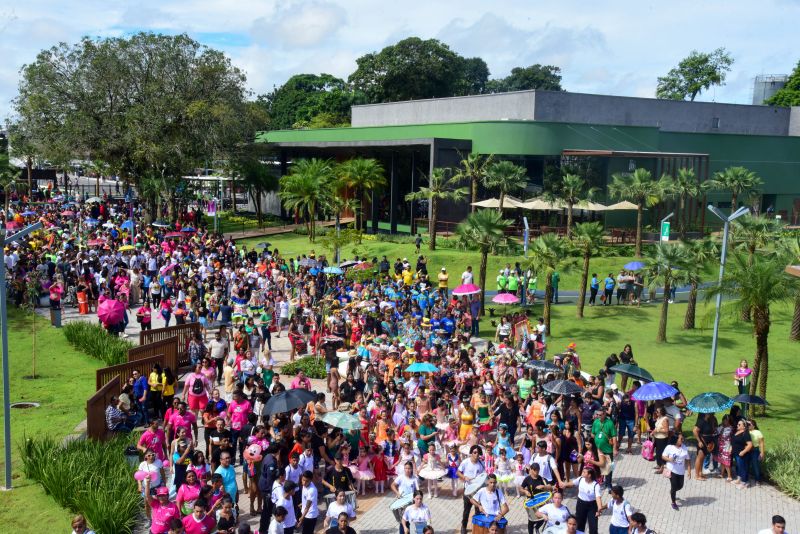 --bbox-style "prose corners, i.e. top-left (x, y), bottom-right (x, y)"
top-left (164, 232), bottom-right (183, 238)
top-left (354, 262), bottom-right (373, 270)
top-left (87, 239), bottom-right (105, 246)
top-left (97, 299), bottom-right (126, 326)
top-left (61, 210), bottom-right (75, 216)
